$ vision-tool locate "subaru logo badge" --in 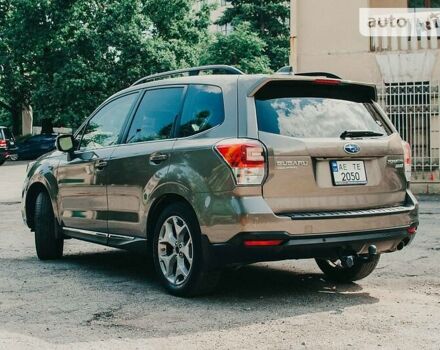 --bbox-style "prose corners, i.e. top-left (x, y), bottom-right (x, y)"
top-left (344, 143), bottom-right (360, 154)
